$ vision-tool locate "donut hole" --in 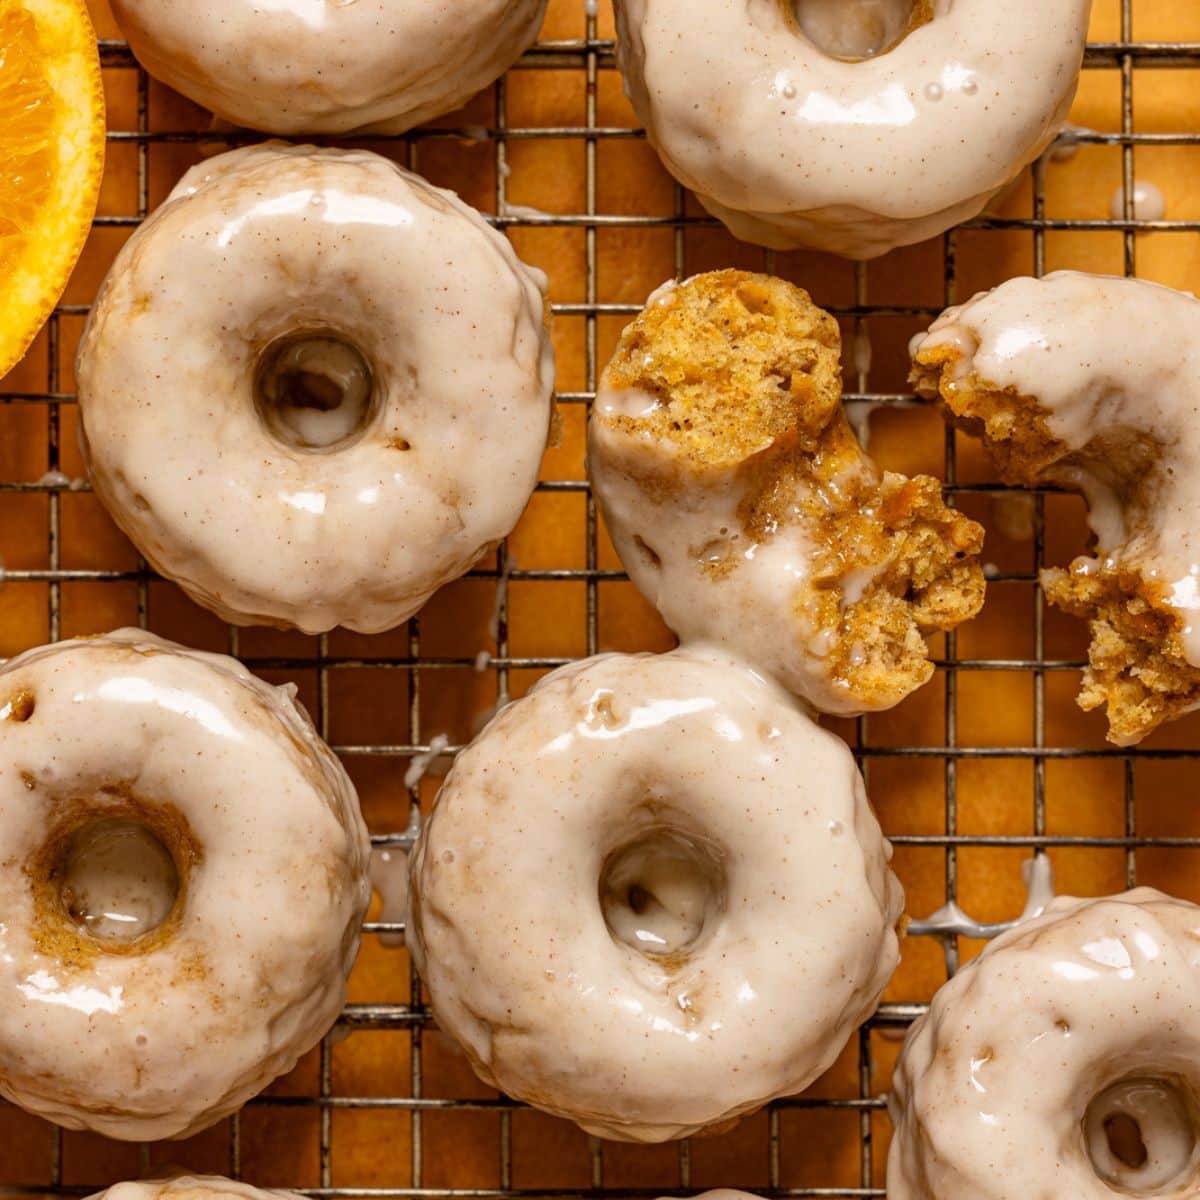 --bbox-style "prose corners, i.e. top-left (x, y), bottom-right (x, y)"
top-left (1084, 1076), bottom-right (1200, 1195)
top-left (255, 330), bottom-right (379, 452)
top-left (1107, 1113), bottom-right (1150, 1170)
top-left (59, 819), bottom-right (180, 945)
top-left (790, 0), bottom-right (933, 60)
top-left (599, 826), bottom-right (726, 960)
top-left (30, 796), bottom-right (200, 960)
